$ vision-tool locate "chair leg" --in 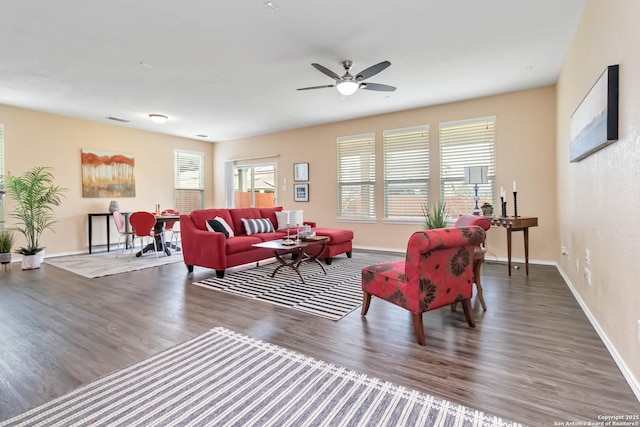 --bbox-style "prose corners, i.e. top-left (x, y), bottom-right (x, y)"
top-left (361, 292), bottom-right (372, 316)
top-left (474, 259), bottom-right (487, 311)
top-left (412, 313), bottom-right (426, 346)
top-left (461, 299), bottom-right (476, 328)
